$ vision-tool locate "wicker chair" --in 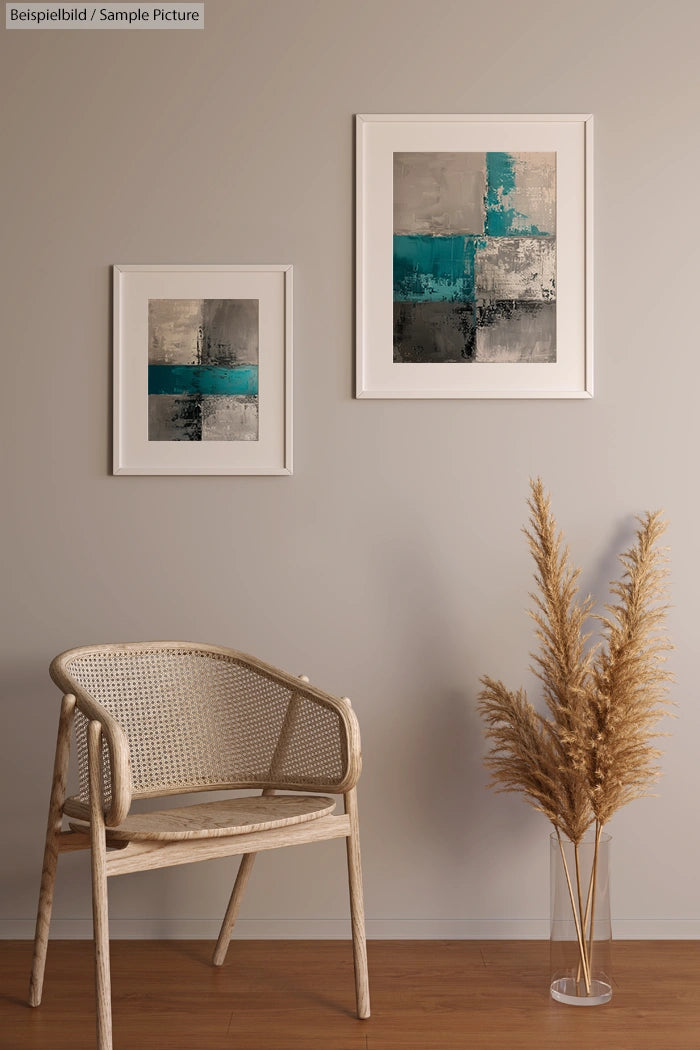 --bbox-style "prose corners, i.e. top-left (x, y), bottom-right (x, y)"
top-left (28, 642), bottom-right (369, 1050)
